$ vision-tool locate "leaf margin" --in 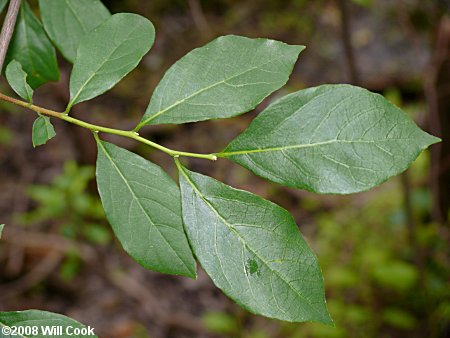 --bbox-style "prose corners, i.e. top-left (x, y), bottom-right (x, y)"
top-left (176, 159), bottom-right (332, 324)
top-left (32, 115), bottom-right (56, 147)
top-left (67, 12), bottom-right (155, 110)
top-left (95, 138), bottom-right (197, 279)
top-left (220, 84), bottom-right (441, 194)
top-left (136, 35), bottom-right (305, 128)
top-left (5, 59), bottom-right (34, 102)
